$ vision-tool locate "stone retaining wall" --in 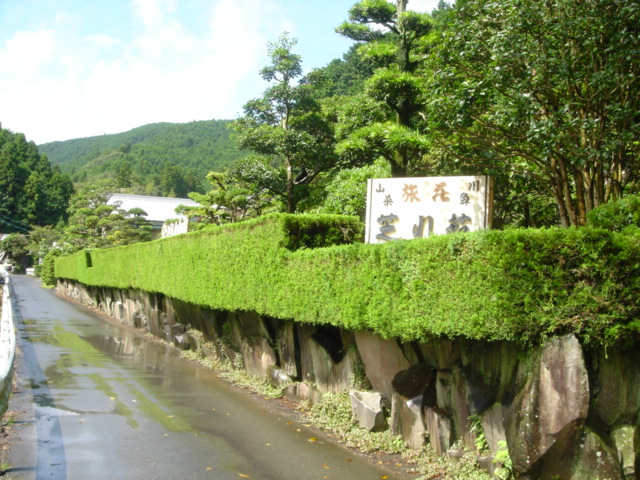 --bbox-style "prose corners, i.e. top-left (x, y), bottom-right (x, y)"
top-left (57, 279), bottom-right (640, 480)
